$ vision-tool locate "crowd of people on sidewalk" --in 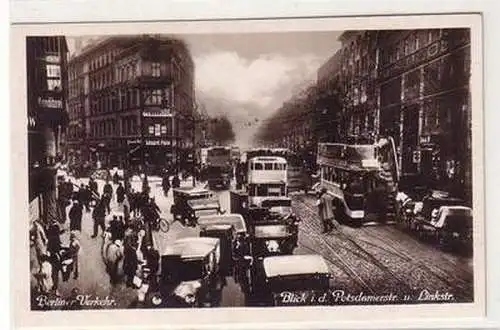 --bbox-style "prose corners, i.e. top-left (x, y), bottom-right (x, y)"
top-left (30, 168), bottom-right (178, 302)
